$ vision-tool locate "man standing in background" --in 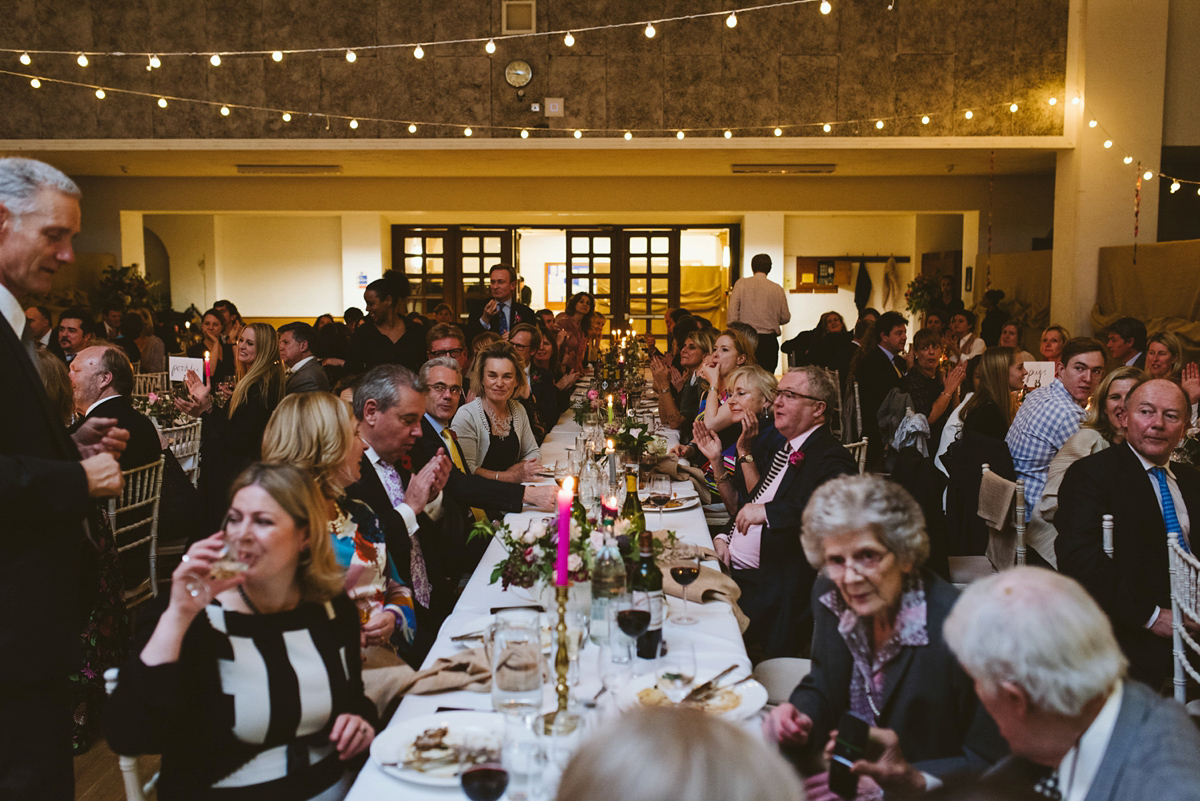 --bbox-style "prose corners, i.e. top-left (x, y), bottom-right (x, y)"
top-left (728, 253), bottom-right (790, 373)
